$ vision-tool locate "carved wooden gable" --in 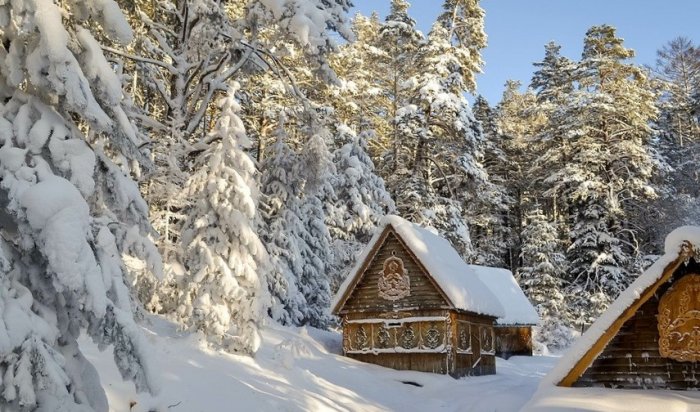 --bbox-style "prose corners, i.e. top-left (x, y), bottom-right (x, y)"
top-left (341, 230), bottom-right (449, 313)
top-left (658, 273), bottom-right (700, 362)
